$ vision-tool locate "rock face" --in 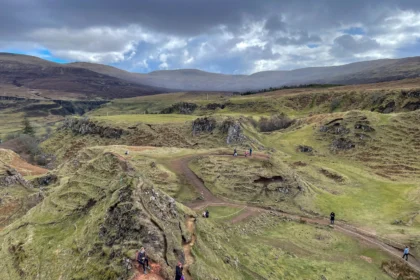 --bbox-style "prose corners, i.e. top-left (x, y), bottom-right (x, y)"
top-left (224, 120), bottom-right (246, 144)
top-left (331, 138), bottom-right (355, 151)
top-left (160, 102), bottom-right (198, 114)
top-left (0, 168), bottom-right (32, 187)
top-left (61, 118), bottom-right (124, 138)
top-left (192, 117), bottom-right (217, 135)
top-left (31, 174), bottom-right (58, 187)
top-left (205, 103), bottom-right (225, 110)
